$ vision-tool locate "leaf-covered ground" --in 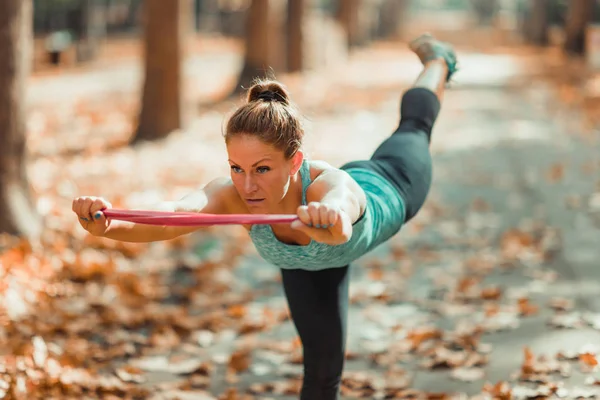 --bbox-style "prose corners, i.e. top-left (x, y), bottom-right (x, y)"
top-left (1, 35), bottom-right (600, 399)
